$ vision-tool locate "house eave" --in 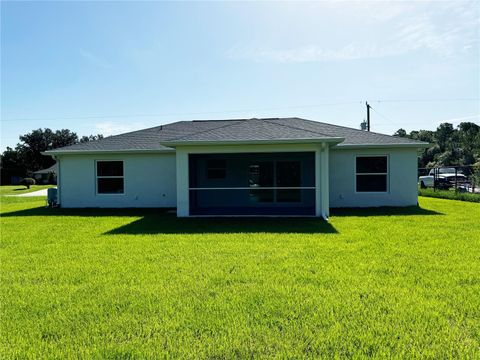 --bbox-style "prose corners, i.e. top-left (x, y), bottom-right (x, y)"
top-left (42, 148), bottom-right (175, 156)
top-left (334, 142), bottom-right (429, 150)
top-left (159, 137), bottom-right (345, 147)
